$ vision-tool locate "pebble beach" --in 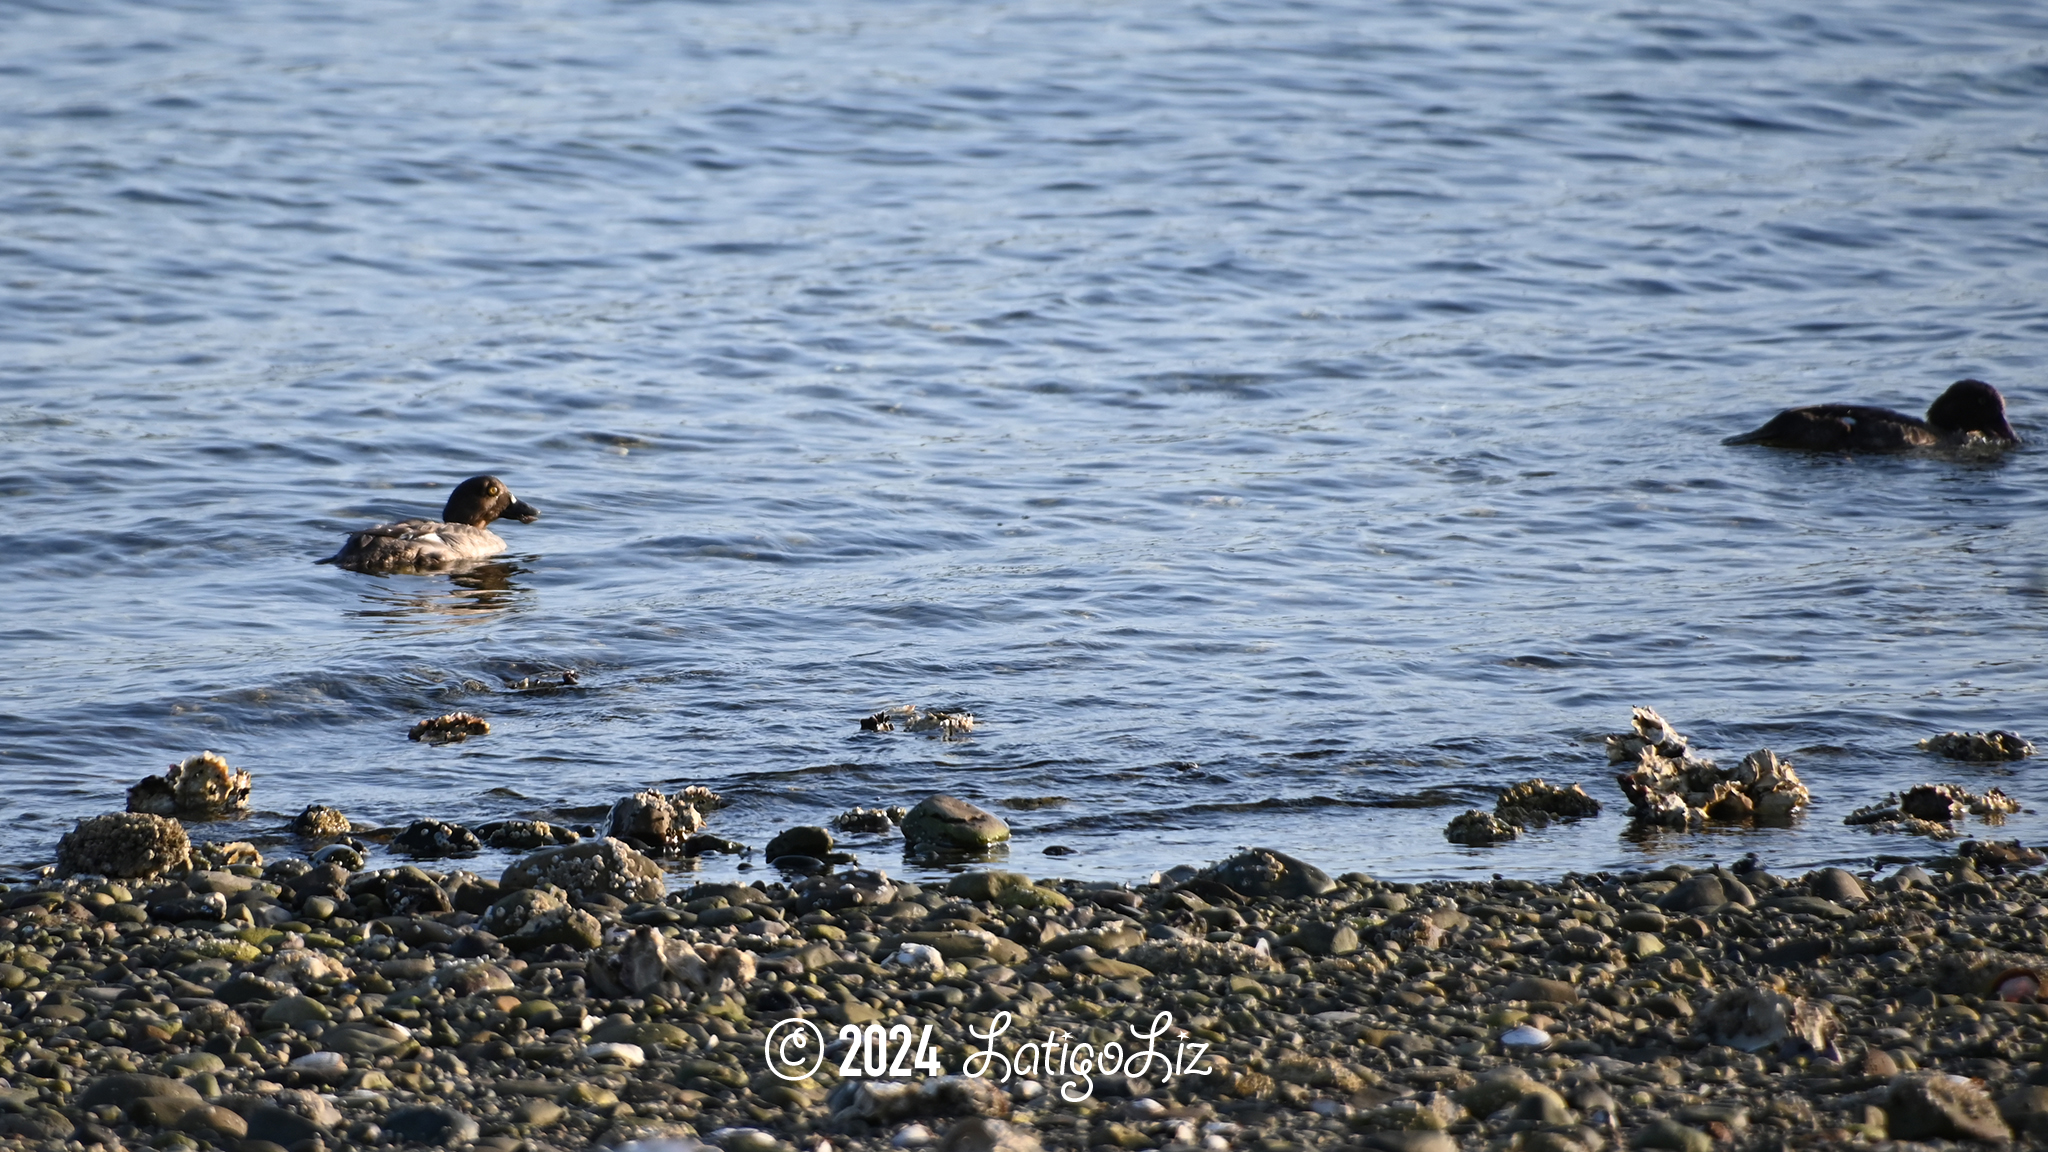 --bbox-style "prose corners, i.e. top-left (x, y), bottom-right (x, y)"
top-left (4, 813), bottom-right (2048, 1151)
